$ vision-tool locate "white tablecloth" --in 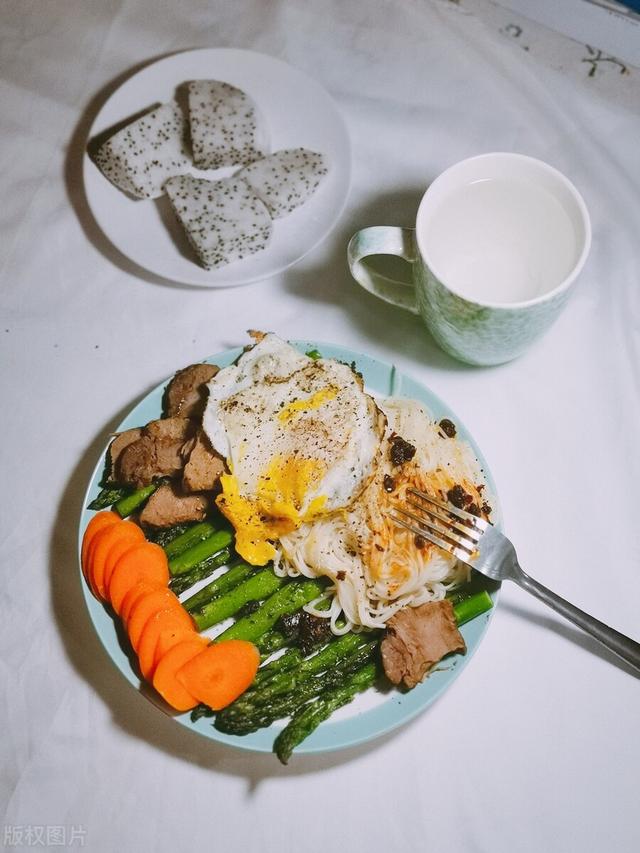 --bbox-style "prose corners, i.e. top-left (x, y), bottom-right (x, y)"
top-left (2, 1), bottom-right (639, 851)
